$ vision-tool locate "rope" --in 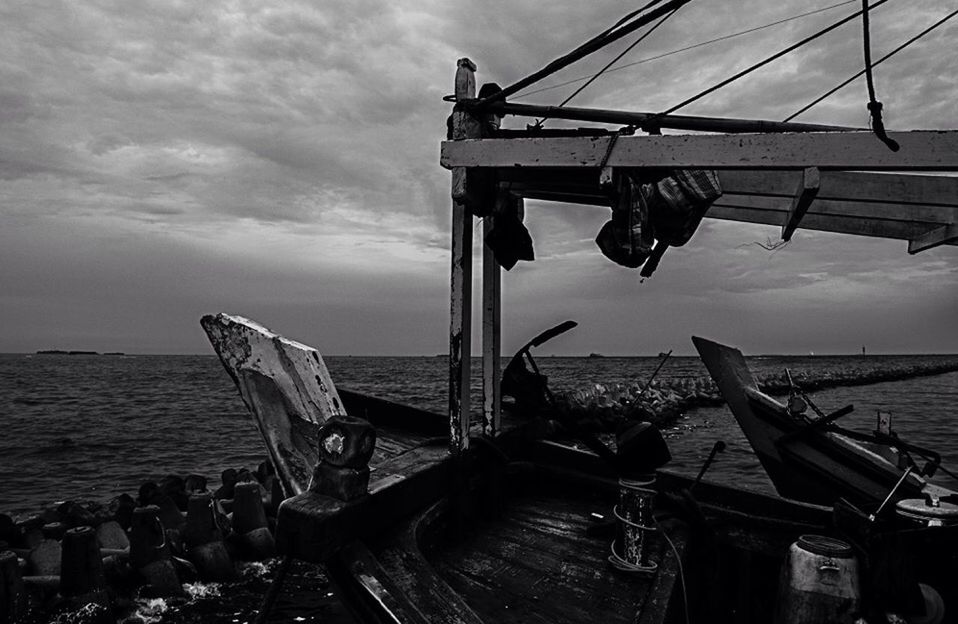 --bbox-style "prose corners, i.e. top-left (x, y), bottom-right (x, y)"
top-left (860, 0), bottom-right (900, 151)
top-left (516, 1), bottom-right (856, 100)
top-left (654, 0), bottom-right (893, 118)
top-left (655, 516), bottom-right (691, 624)
top-left (557, 8), bottom-right (680, 110)
top-left (785, 7), bottom-right (958, 121)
